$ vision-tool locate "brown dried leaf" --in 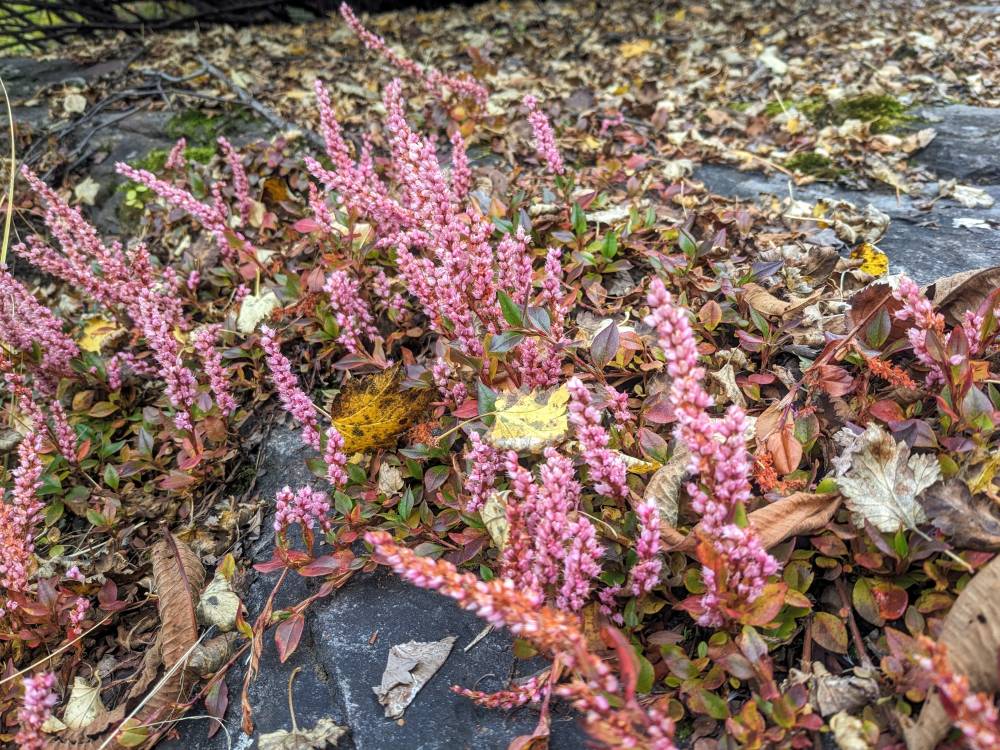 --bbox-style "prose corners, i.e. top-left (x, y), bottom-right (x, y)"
top-left (901, 554), bottom-right (1000, 750)
top-left (923, 266), bottom-right (1000, 328)
top-left (259, 717), bottom-right (347, 749)
top-left (742, 283), bottom-right (821, 320)
top-left (919, 479), bottom-right (1000, 551)
top-left (642, 444), bottom-right (689, 527)
top-left (330, 364), bottom-right (434, 454)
